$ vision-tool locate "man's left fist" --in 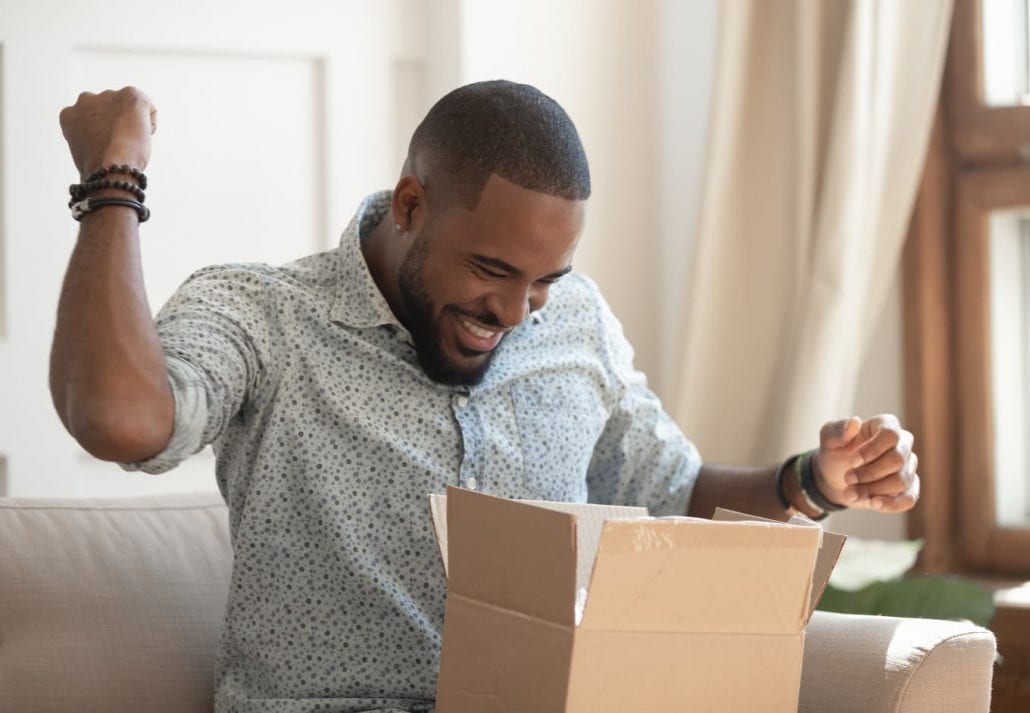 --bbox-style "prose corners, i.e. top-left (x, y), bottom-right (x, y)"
top-left (813, 415), bottom-right (920, 513)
